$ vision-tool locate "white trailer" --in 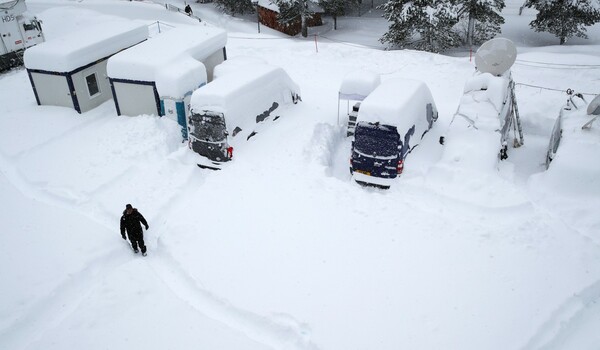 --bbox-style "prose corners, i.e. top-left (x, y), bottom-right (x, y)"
top-left (0, 0), bottom-right (43, 72)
